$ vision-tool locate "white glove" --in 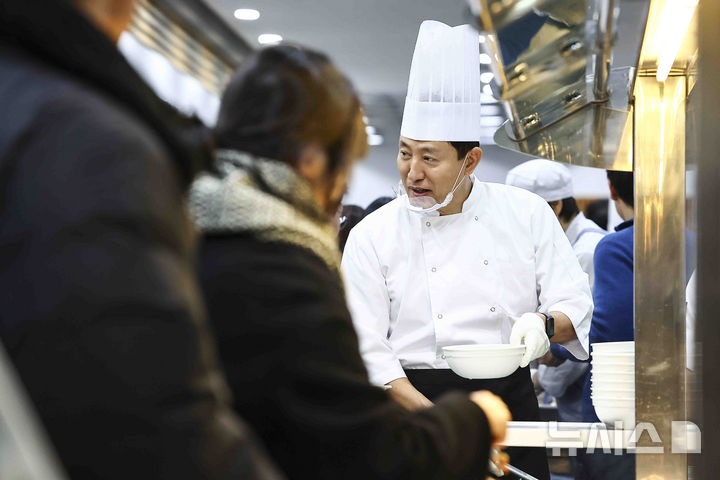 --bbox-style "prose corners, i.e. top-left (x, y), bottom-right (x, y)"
top-left (510, 313), bottom-right (550, 368)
